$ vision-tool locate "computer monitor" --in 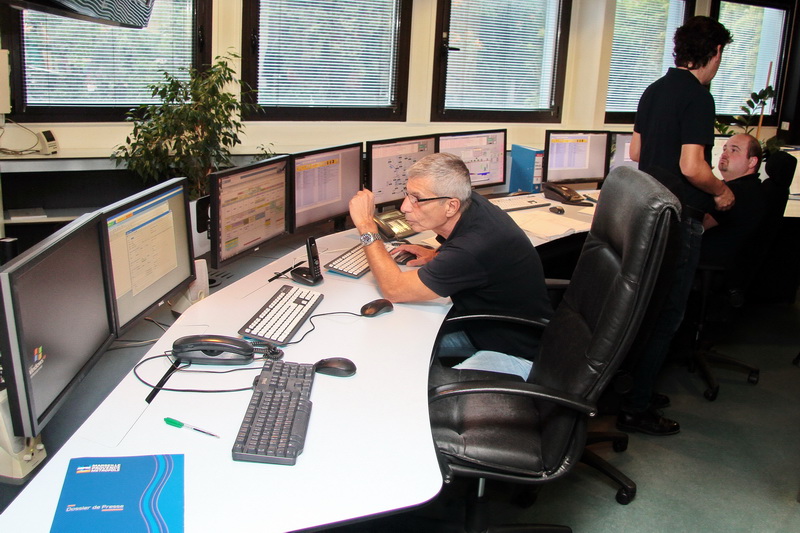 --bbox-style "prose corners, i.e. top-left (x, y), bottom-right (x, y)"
top-left (0, 213), bottom-right (116, 438)
top-left (366, 134), bottom-right (438, 208)
top-left (609, 132), bottom-right (638, 172)
top-left (101, 178), bottom-right (196, 334)
top-left (290, 143), bottom-right (363, 232)
top-left (542, 130), bottom-right (611, 183)
top-left (209, 156), bottom-right (290, 269)
top-left (438, 129), bottom-right (507, 188)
